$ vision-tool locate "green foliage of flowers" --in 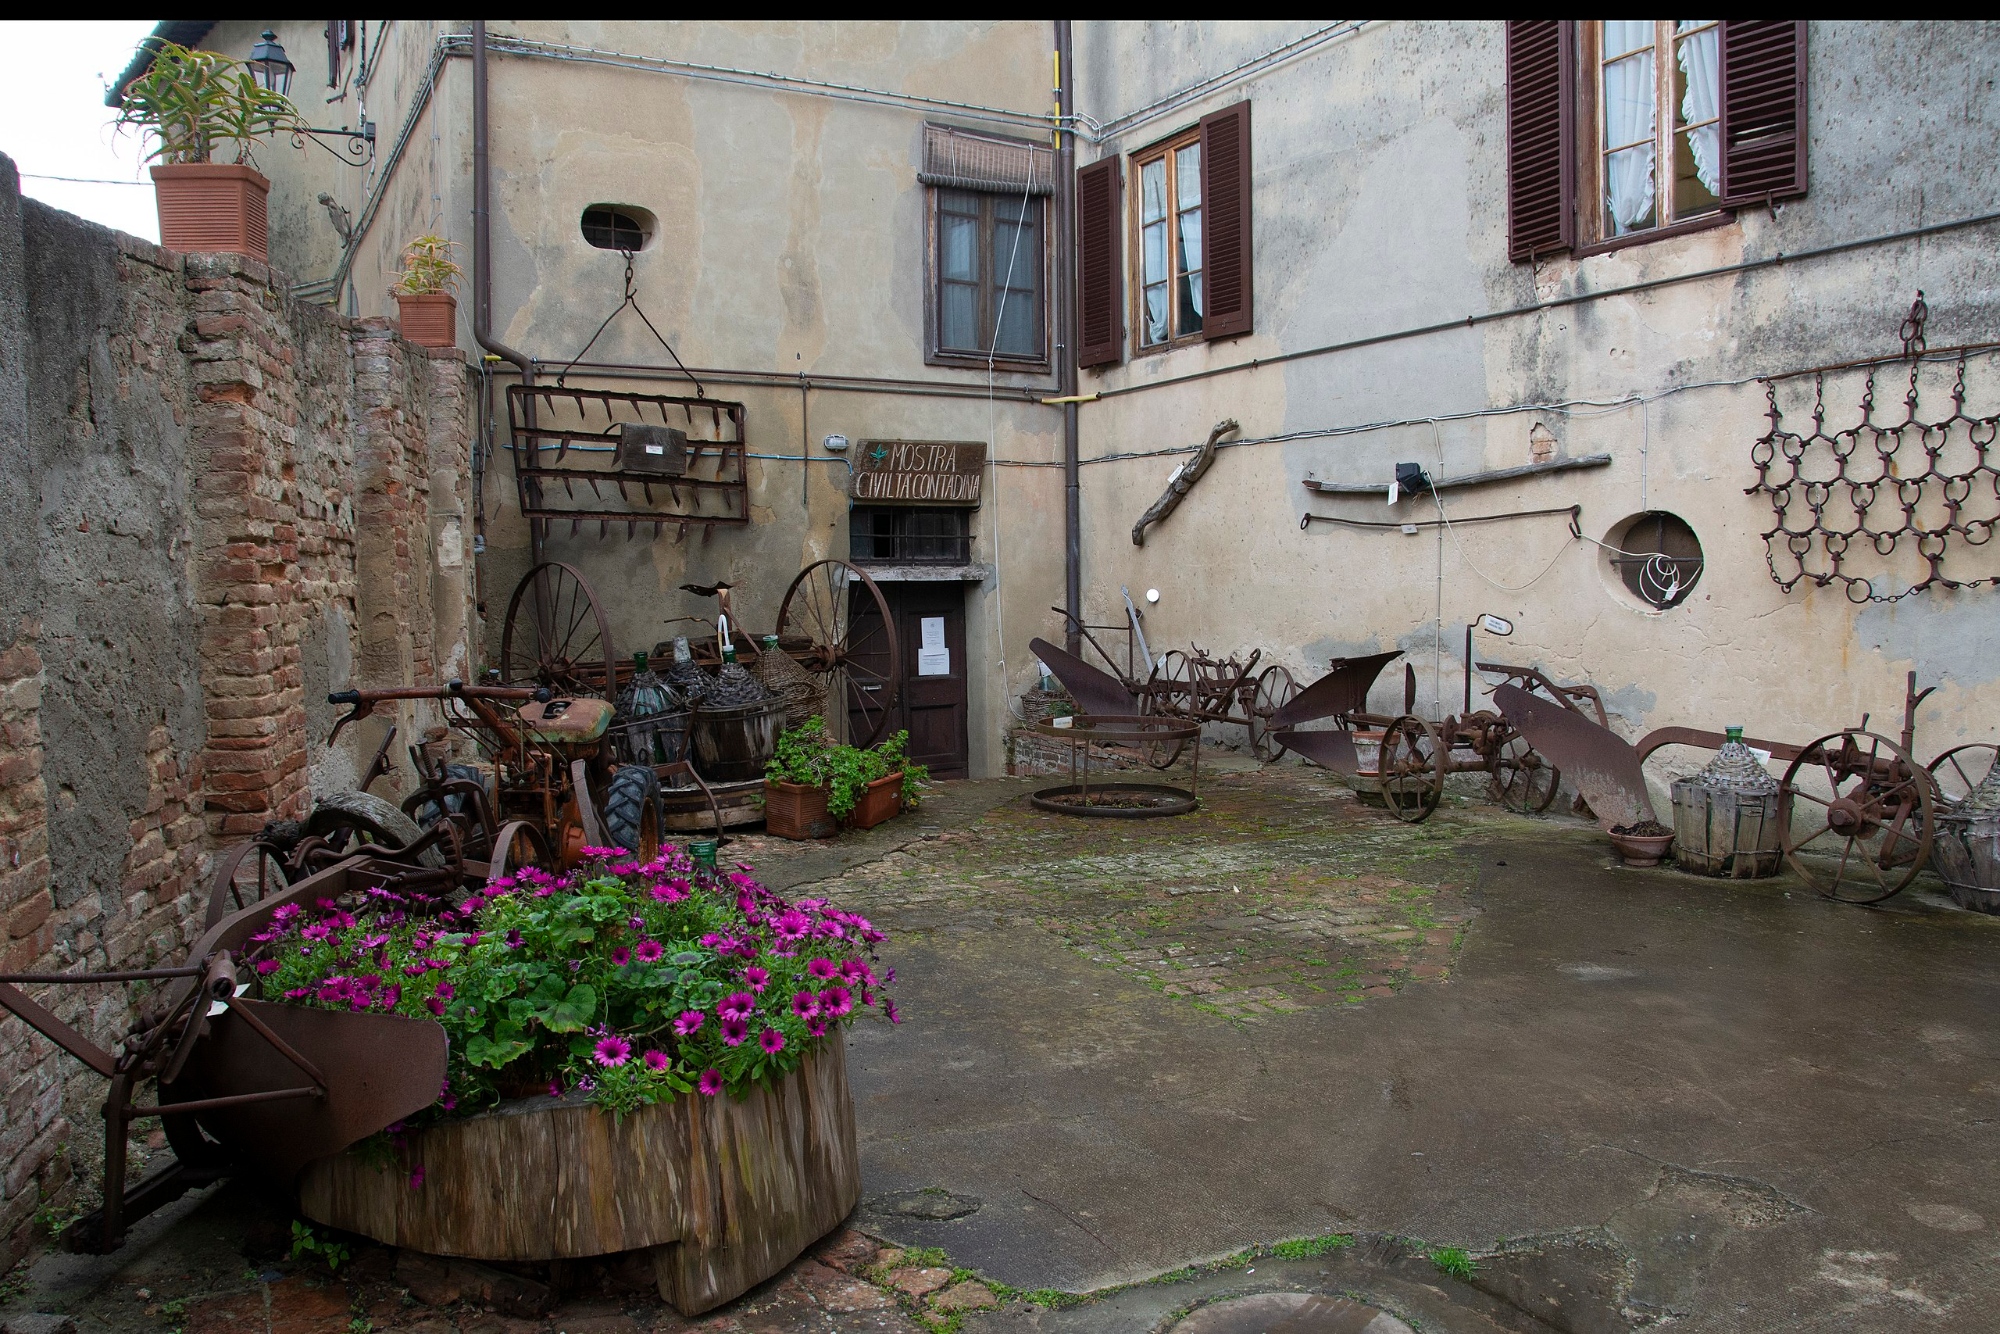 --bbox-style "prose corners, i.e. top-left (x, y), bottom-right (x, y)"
top-left (1427, 1245), bottom-right (1476, 1281)
top-left (254, 845), bottom-right (895, 1119)
top-left (1270, 1233), bottom-right (1355, 1260)
top-left (392, 235), bottom-right (464, 297)
top-left (288, 1220), bottom-right (349, 1271)
top-left (766, 718), bottom-right (931, 817)
top-left (114, 42), bottom-right (303, 165)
